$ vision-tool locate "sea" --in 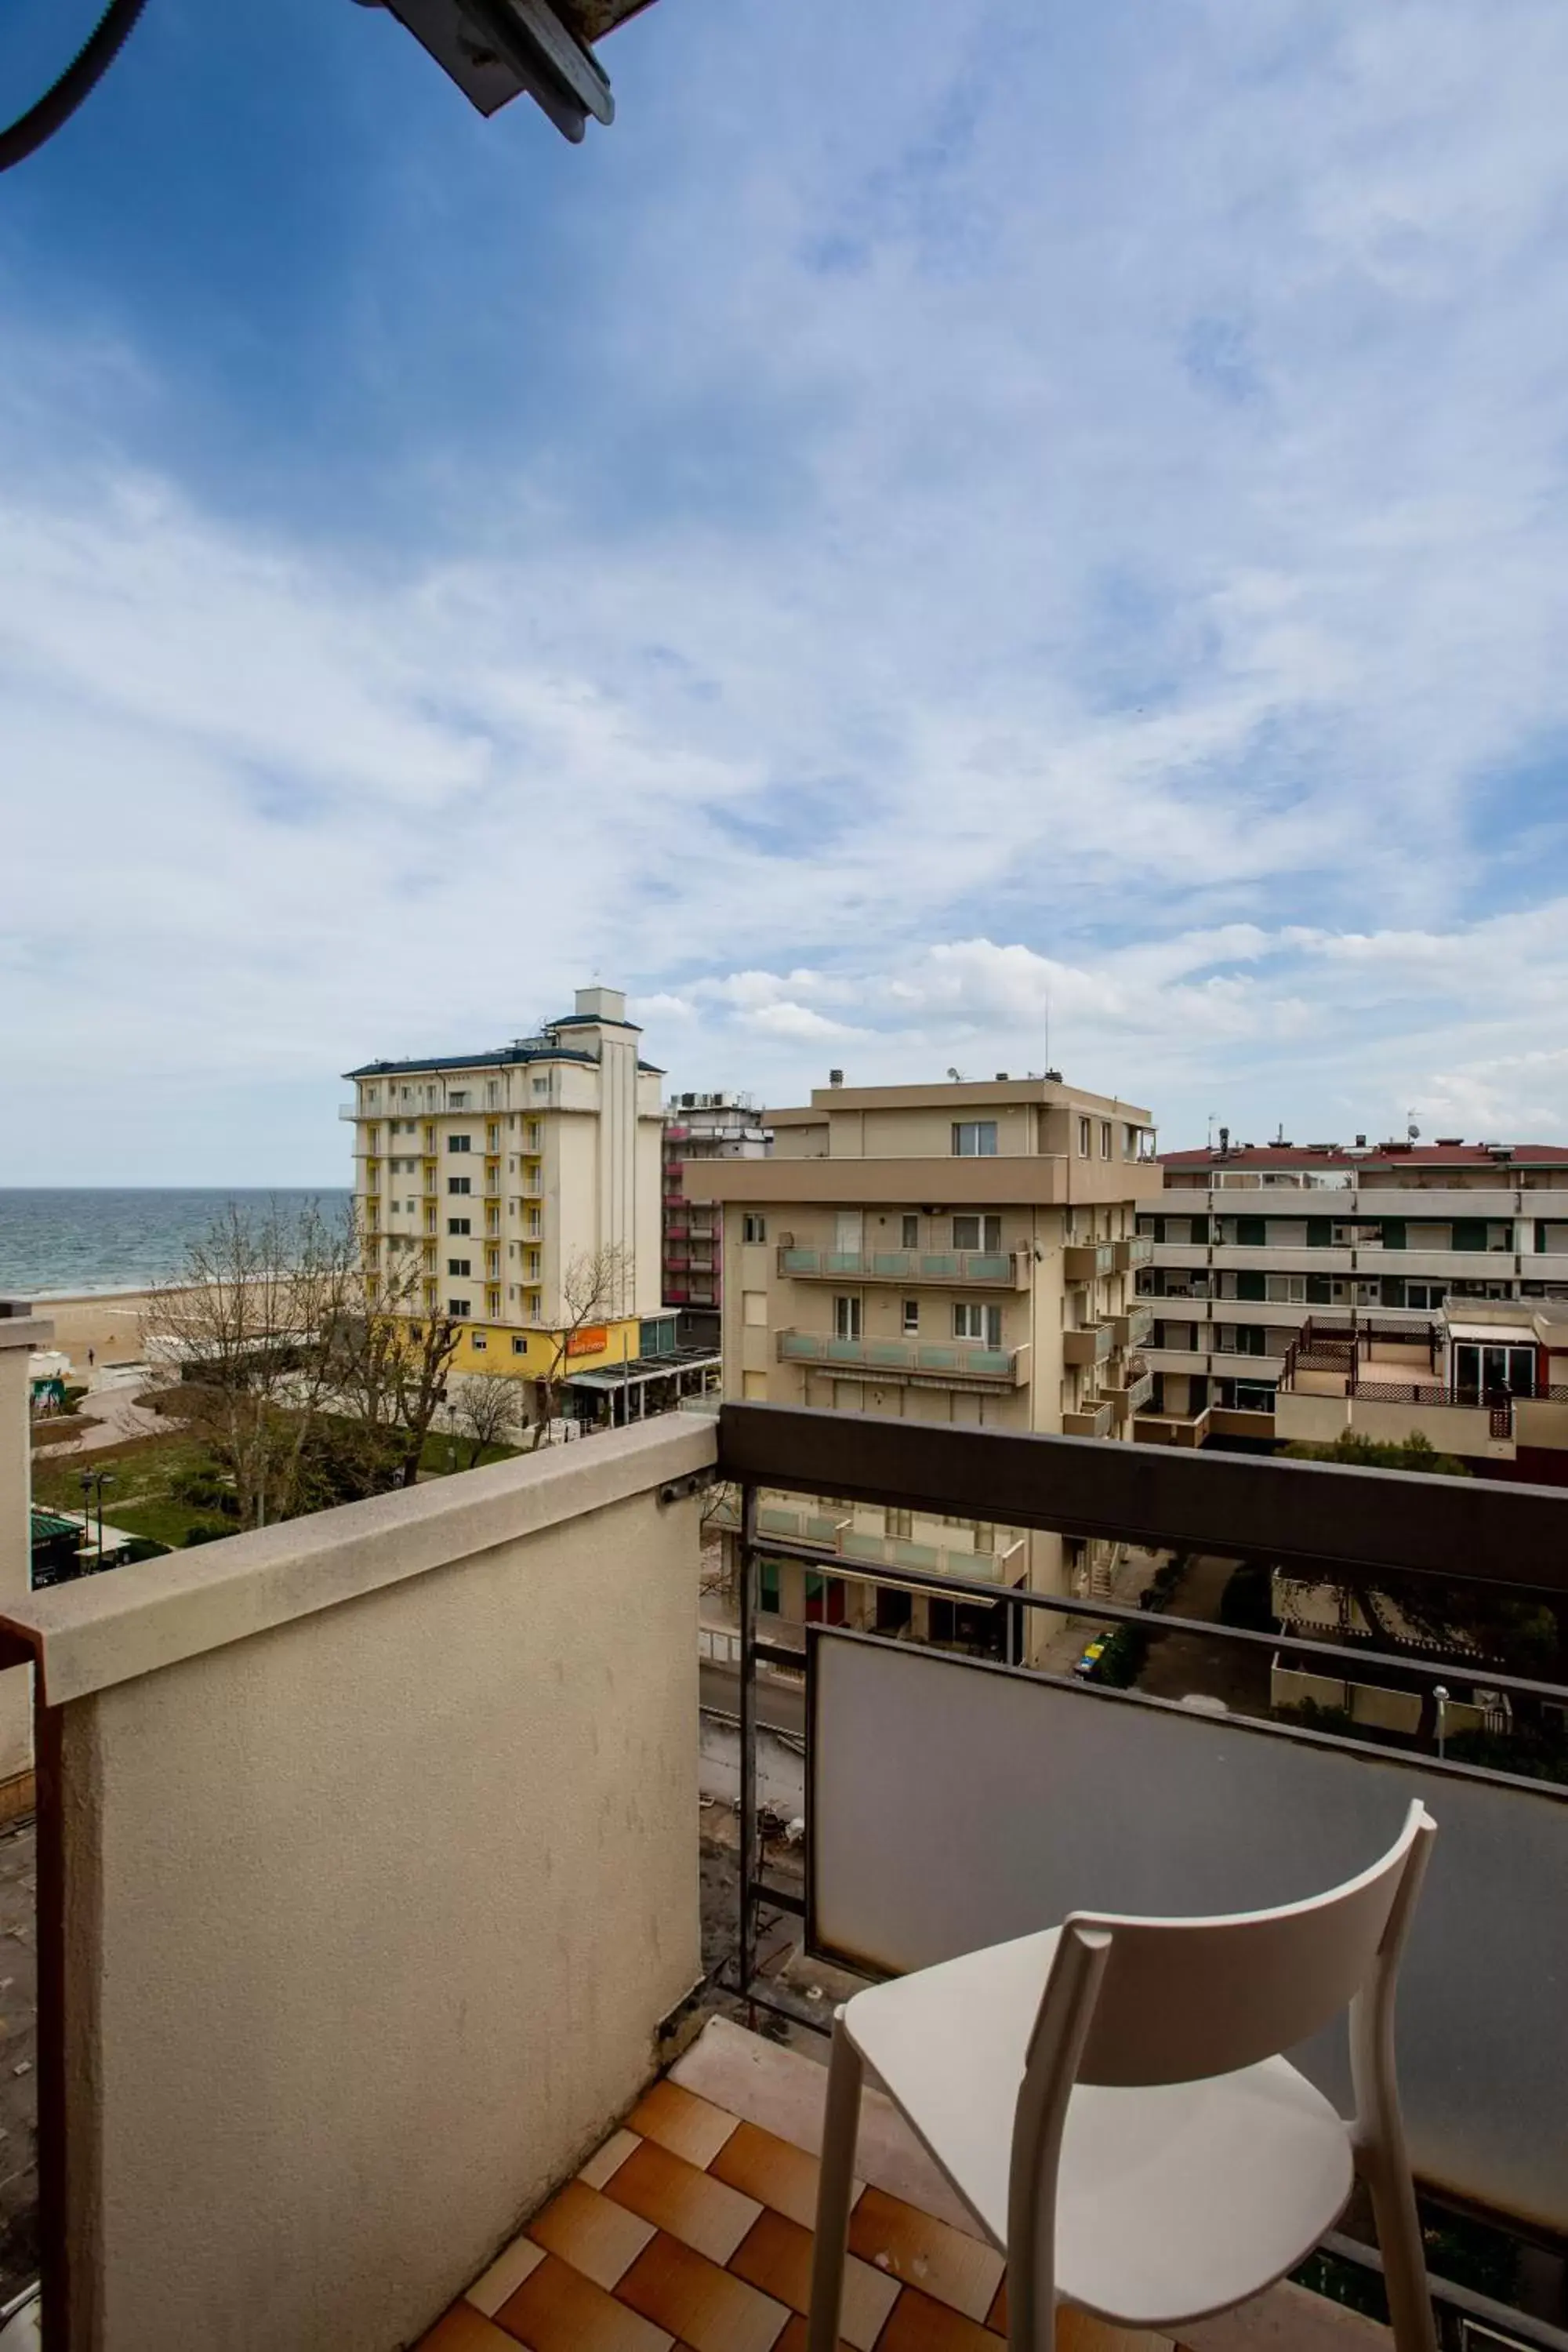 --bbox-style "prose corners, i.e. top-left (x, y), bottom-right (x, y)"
top-left (0, 1190), bottom-right (354, 1298)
